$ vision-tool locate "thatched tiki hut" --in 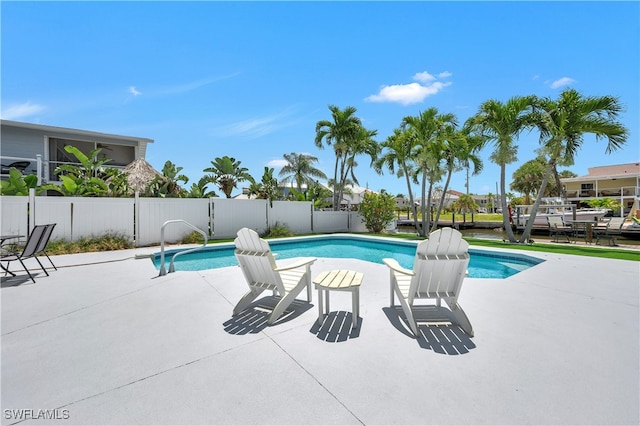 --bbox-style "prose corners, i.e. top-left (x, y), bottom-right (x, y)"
top-left (122, 158), bottom-right (162, 194)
